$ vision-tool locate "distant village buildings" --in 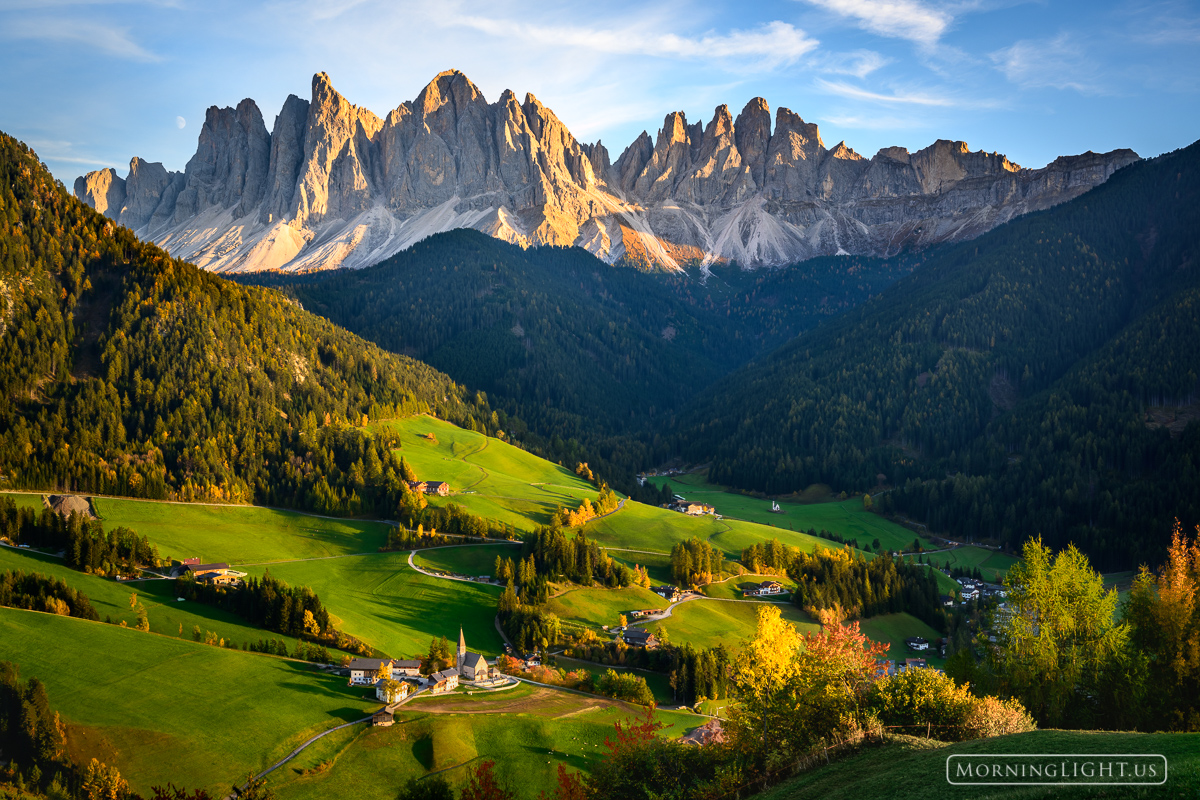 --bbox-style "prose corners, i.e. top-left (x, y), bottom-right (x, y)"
top-left (409, 480), bottom-right (451, 496)
top-left (742, 580), bottom-right (785, 597)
